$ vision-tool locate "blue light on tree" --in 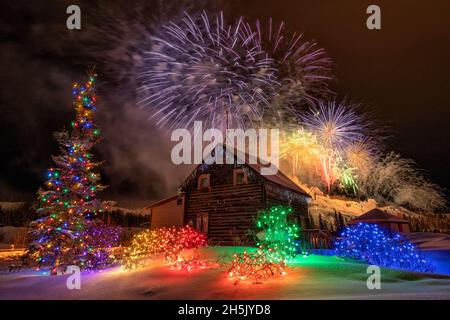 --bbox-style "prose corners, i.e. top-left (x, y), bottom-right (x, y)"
top-left (334, 223), bottom-right (434, 273)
